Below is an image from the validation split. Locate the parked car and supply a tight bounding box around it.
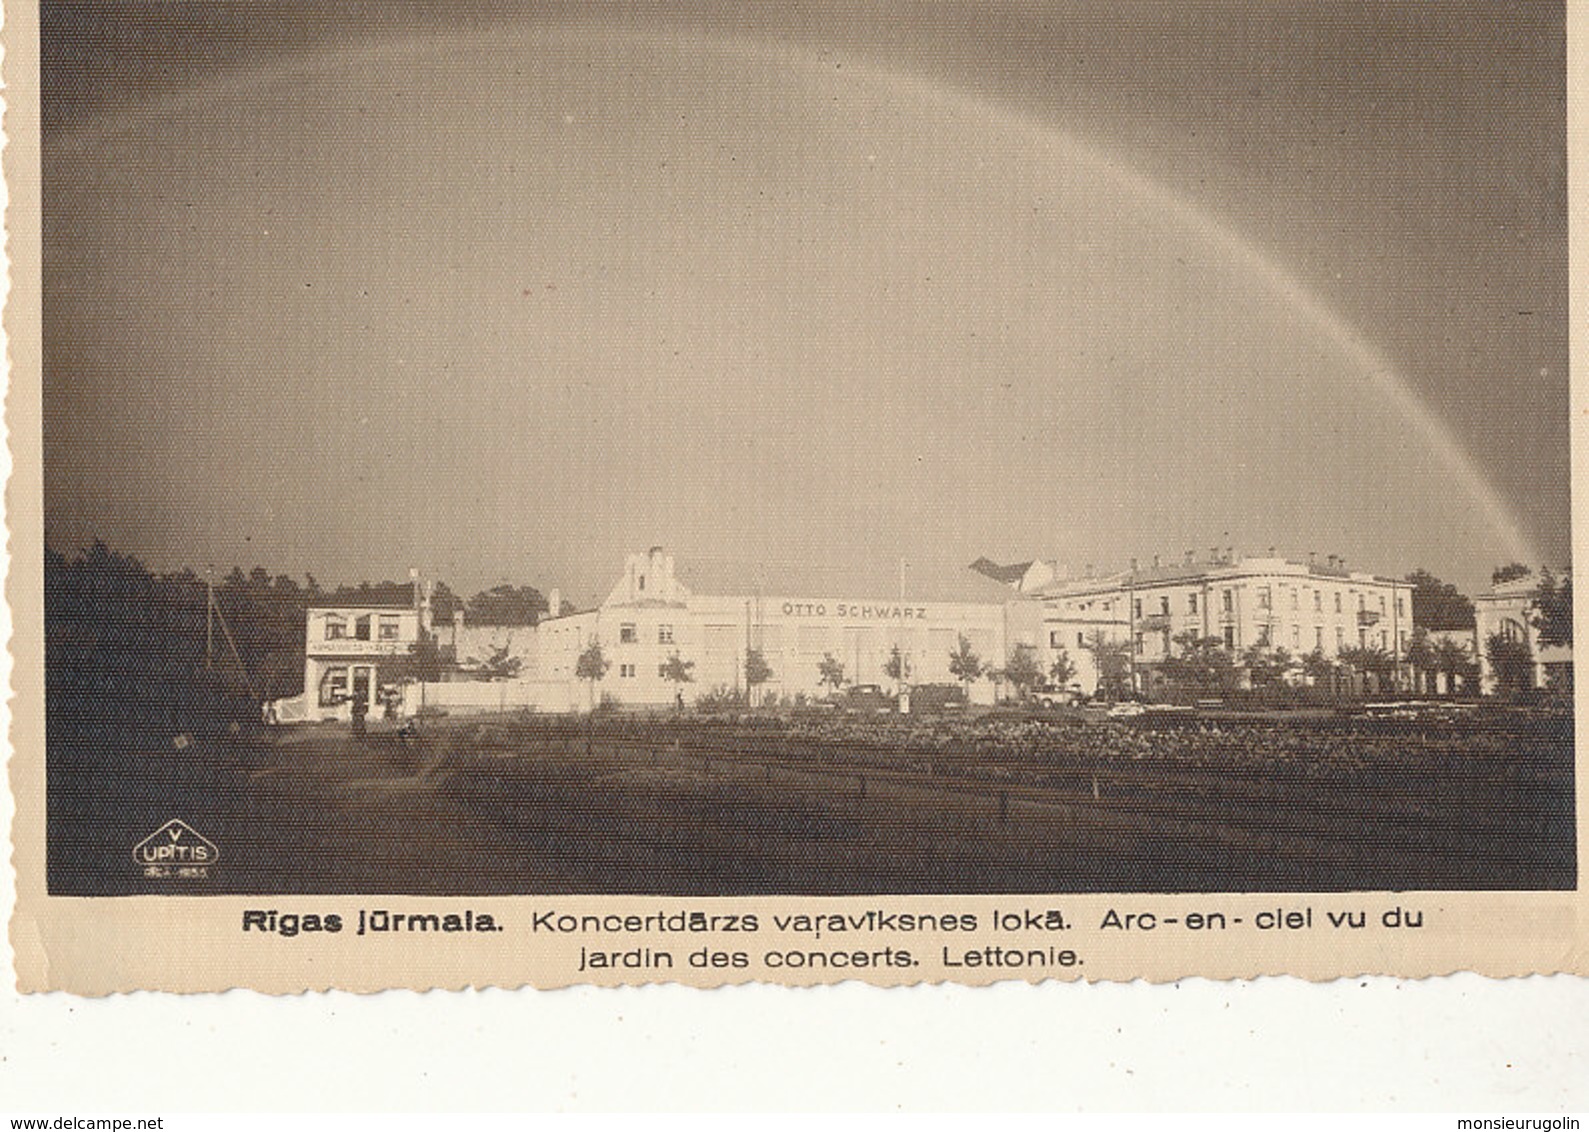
[1029,683,1081,708]
[909,683,968,714]
[843,684,894,714]
[1106,701,1147,718]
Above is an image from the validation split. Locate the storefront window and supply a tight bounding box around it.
[319,667,348,707]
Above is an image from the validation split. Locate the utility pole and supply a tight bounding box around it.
[205,566,215,670]
[202,566,257,700]
[410,567,426,717]
[1126,560,1137,698]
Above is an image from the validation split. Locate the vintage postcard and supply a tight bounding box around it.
[8,1,1584,993]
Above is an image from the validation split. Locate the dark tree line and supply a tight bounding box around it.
[45,541,555,731]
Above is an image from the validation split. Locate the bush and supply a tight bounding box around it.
[695,685,748,713]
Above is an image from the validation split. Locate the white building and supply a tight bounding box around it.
[994,551,1413,695]
[298,604,424,722]
[535,547,1035,708]
[1474,574,1573,694]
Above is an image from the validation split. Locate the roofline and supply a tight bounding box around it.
[1036,560,1411,598]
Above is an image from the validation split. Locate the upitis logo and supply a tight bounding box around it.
[132,819,219,879]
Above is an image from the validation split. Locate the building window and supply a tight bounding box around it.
[1223,626,1235,648]
[1256,624,1270,647]
[619,663,636,678]
[1077,632,1085,648]
[354,615,371,641]
[620,623,637,644]
[1050,630,1062,649]
[1379,595,1386,614]
[658,663,669,678]
[378,615,400,641]
[1335,626,1345,650]
[658,624,674,644]
[319,667,348,707]
[1396,597,1406,618]
[1258,586,1272,610]
[1313,590,1322,613]
[1334,593,1342,614]
[1188,593,1198,614]
[1291,625,1300,649]
[1133,599,1142,619]
[1315,626,1324,650]
[325,617,347,641]
[1358,593,1366,612]
[1291,588,1300,610]
[1222,589,1234,613]
[1159,596,1170,616]
[638,575,645,591]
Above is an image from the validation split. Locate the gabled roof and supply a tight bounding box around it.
[968,557,1035,586]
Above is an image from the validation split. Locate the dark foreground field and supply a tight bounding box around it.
[47,709,1575,895]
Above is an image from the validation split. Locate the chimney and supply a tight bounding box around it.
[1210,546,1220,564]
[1085,563,1094,579]
[1226,546,1235,564]
[1129,557,1138,573]
[1185,550,1195,567]
[1309,551,1317,567]
[548,588,561,619]
[1267,546,1276,557]
[1152,555,1161,569]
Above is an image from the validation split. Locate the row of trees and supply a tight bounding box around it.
[566,563,1572,706]
[570,633,1084,706]
[45,541,558,704]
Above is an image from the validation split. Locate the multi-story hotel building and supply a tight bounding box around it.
[1017,551,1413,694]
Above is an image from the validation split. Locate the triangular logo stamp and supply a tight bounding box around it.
[132,819,220,877]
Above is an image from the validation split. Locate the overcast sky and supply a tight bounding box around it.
[41,2,1568,602]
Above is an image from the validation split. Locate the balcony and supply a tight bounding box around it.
[1357,610,1381,627]
[1137,613,1172,632]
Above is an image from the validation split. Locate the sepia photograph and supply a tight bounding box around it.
[35,0,1572,908]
